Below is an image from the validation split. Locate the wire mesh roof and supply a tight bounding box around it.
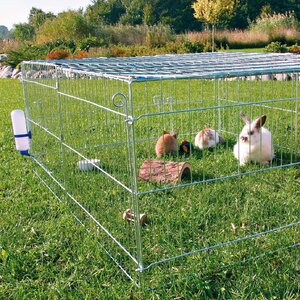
[26,52,300,82]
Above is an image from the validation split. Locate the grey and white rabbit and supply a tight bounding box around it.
[194,126,224,149]
[233,112,274,166]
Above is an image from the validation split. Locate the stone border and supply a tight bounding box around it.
[0,54,21,79]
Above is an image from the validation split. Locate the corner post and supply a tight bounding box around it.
[125,82,144,279]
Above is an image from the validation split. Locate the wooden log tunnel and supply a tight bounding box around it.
[138,159,192,184]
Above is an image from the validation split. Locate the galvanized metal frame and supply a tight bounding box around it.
[21,53,300,286]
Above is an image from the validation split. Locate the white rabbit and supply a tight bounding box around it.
[233,112,274,166]
[194,126,224,149]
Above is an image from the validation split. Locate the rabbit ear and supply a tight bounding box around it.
[163,130,169,134]
[240,112,250,124]
[172,128,179,138]
[253,115,267,129]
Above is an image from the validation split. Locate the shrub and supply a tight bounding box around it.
[88,40,205,58]
[44,39,77,53]
[96,25,145,46]
[6,45,47,67]
[183,41,204,53]
[185,30,270,50]
[145,24,173,48]
[250,11,299,33]
[163,42,188,54]
[184,31,210,44]
[264,41,288,53]
[247,9,300,46]
[0,39,20,53]
[218,28,299,48]
[269,28,300,46]
[94,24,174,47]
[45,49,70,60]
[78,37,106,51]
[288,44,300,54]
[73,50,89,59]
[217,30,269,49]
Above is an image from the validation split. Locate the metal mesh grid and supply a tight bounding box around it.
[21,53,300,286]
[24,52,300,81]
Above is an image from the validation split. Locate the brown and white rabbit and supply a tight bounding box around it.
[194,126,224,149]
[233,112,274,166]
[155,129,178,158]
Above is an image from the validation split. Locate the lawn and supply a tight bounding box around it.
[0,77,300,299]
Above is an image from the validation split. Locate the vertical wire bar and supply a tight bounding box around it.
[213,78,217,157]
[188,79,194,162]
[292,73,298,163]
[202,79,206,181]
[228,77,231,154]
[126,83,144,276]
[57,68,68,188]
[145,81,153,184]
[269,72,274,167]
[279,74,284,166]
[295,73,299,151]
[237,76,241,173]
[217,78,222,134]
[172,78,176,131]
[269,75,274,168]
[22,66,32,149]
[289,75,293,164]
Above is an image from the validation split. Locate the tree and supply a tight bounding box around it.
[118,0,145,25]
[28,7,55,30]
[11,23,35,43]
[157,0,201,33]
[36,10,91,43]
[228,0,249,29]
[143,3,156,25]
[228,0,300,29]
[0,25,10,39]
[11,8,56,43]
[85,0,125,25]
[192,0,238,51]
[85,0,201,33]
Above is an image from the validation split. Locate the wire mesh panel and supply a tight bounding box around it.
[21,53,300,286]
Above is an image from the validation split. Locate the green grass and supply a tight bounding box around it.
[1,78,300,299]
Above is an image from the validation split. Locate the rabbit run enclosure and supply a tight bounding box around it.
[21,53,300,286]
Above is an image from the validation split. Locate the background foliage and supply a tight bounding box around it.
[0,0,299,39]
[0,1,299,66]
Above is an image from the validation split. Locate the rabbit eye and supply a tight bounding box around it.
[248,130,254,135]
